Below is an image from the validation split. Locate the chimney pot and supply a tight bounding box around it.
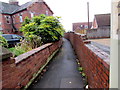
[9,0,19,5]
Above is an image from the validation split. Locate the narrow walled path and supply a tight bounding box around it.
[29,38,84,88]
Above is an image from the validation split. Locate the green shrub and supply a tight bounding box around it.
[22,17,31,26]
[9,47,26,57]
[0,35,8,47]
[82,73,86,77]
[9,34,42,57]
[11,14,65,57]
[22,35,42,49]
[78,67,83,72]
[0,32,3,34]
[20,14,65,44]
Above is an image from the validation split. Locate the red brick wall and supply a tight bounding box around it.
[28,2,53,16]
[2,40,62,88]
[11,10,30,35]
[0,14,3,32]
[65,32,110,88]
[1,14,13,34]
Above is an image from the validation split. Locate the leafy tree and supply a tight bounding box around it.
[21,14,65,44]
[22,17,31,26]
[0,35,8,47]
[32,14,46,25]
[0,32,3,34]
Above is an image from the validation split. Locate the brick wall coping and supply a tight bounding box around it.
[0,46,13,61]
[86,44,110,65]
[15,43,52,64]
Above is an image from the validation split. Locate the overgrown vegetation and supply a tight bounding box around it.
[0,32,3,34]
[78,67,83,72]
[9,47,26,57]
[8,14,65,57]
[20,14,65,44]
[0,35,8,47]
[77,59,88,88]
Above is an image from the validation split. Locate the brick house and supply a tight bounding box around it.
[87,13,111,39]
[73,22,92,34]
[0,0,53,35]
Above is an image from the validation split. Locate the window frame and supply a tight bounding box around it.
[5,16,11,24]
[19,13,23,23]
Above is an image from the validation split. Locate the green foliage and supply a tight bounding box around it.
[10,34,42,57]
[21,14,65,44]
[0,35,8,47]
[22,17,31,26]
[9,47,26,57]
[82,73,86,77]
[13,14,65,57]
[21,22,37,36]
[0,32,3,34]
[8,35,42,57]
[32,14,46,25]
[78,67,83,72]
[23,35,42,49]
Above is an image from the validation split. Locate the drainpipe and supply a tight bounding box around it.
[11,15,17,33]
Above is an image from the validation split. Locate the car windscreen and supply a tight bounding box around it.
[12,35,22,39]
[2,35,13,39]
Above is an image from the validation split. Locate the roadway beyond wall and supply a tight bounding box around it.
[1,40,62,89]
[64,32,110,88]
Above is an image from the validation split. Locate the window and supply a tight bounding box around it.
[30,12,34,18]
[46,10,48,16]
[80,25,83,27]
[6,16,10,24]
[85,25,88,29]
[19,14,23,22]
[0,22,2,30]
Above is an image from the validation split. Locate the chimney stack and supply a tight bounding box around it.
[9,0,19,6]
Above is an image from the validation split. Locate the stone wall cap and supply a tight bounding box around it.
[15,43,52,64]
[86,44,110,65]
[0,46,13,61]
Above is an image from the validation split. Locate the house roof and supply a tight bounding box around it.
[0,0,53,14]
[12,1,33,13]
[0,1,20,14]
[95,14,110,27]
[73,22,92,31]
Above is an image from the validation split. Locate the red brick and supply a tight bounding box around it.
[64,33,110,88]
[1,40,62,88]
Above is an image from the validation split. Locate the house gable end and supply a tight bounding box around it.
[92,17,98,29]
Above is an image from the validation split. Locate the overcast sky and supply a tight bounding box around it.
[0,0,111,31]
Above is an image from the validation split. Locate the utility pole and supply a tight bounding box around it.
[87,2,89,39]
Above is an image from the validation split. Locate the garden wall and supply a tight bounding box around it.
[65,32,110,88]
[87,26,110,39]
[1,40,62,88]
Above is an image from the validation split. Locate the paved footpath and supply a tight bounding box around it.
[29,38,84,88]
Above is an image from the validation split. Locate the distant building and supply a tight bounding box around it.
[0,0,53,35]
[73,22,92,34]
[87,13,111,39]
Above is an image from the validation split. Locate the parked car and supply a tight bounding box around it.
[1,34,24,47]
